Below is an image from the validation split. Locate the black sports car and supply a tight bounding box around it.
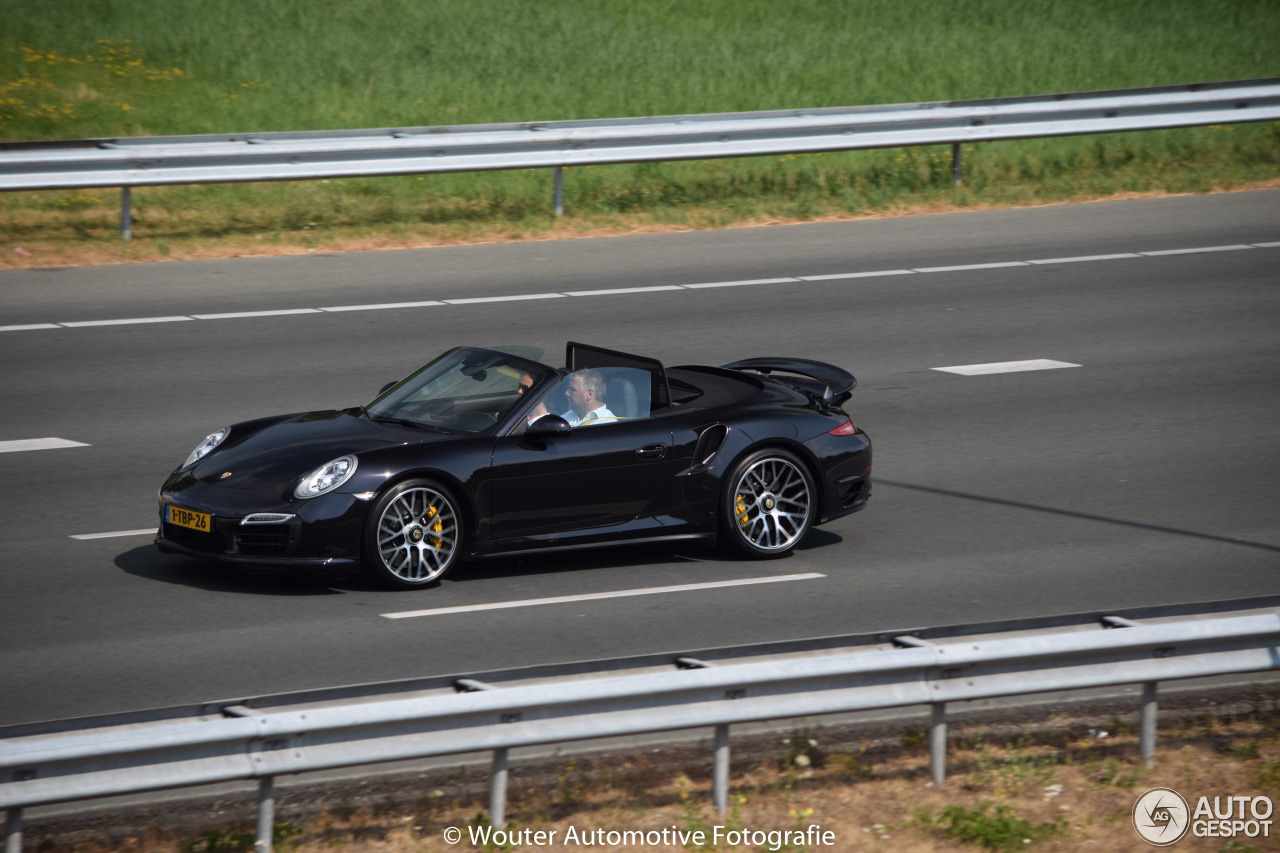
[156,342,872,589]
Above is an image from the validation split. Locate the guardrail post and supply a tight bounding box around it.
[121,187,132,240]
[255,777,274,853]
[490,748,509,827]
[951,144,962,186]
[930,703,948,785]
[713,724,730,816]
[1140,682,1158,766]
[553,166,564,217]
[5,808,21,853]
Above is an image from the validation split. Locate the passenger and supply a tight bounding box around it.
[561,369,616,426]
[526,369,617,427]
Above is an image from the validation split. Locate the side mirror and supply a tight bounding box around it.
[377,380,397,396]
[525,414,572,437]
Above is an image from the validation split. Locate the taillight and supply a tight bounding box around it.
[828,419,857,436]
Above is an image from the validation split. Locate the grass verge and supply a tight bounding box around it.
[26,703,1280,852]
[2,1,1278,269]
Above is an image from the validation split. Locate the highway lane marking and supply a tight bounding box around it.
[191,308,323,320]
[8,238,1275,332]
[58,316,193,327]
[913,261,1029,273]
[1140,244,1255,256]
[798,269,915,281]
[683,277,798,289]
[0,323,61,332]
[0,437,90,452]
[70,528,155,540]
[444,293,566,304]
[318,300,444,312]
[932,359,1082,376]
[564,285,685,296]
[1027,253,1142,264]
[381,573,826,620]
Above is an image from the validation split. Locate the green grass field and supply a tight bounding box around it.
[2,0,1278,263]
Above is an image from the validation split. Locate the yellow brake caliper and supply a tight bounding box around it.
[735,494,749,527]
[425,505,443,548]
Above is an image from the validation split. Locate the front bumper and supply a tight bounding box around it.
[155,483,367,575]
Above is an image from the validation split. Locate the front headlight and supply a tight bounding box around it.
[294,455,358,499]
[183,427,229,468]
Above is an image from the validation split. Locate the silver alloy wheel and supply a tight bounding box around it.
[731,456,812,552]
[375,486,459,583]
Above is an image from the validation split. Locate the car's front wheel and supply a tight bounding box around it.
[363,479,462,588]
[721,448,815,558]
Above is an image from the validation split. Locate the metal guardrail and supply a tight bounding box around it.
[3,608,1278,852]
[2,78,1278,237]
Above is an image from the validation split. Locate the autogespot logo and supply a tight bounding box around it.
[1133,787,1191,846]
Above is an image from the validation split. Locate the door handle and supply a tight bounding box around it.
[635,444,667,459]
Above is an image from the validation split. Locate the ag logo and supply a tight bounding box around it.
[1133,787,1191,846]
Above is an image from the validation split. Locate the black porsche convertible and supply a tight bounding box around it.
[156,342,872,589]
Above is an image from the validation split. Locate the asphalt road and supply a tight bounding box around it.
[2,191,1278,726]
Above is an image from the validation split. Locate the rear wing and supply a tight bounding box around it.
[721,357,856,408]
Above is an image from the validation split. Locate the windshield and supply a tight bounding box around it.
[366,347,553,434]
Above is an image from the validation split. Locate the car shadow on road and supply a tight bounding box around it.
[114,528,843,594]
[115,545,353,595]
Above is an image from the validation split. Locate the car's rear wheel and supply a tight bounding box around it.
[363,479,462,588]
[721,448,814,558]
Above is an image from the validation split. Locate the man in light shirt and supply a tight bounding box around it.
[527,369,617,427]
[561,369,616,426]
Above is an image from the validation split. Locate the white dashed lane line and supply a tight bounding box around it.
[0,437,90,453]
[70,529,155,540]
[381,573,826,620]
[318,300,444,312]
[191,308,322,320]
[1027,253,1142,264]
[913,261,1028,273]
[58,316,192,328]
[1139,245,1256,256]
[2,240,1275,332]
[932,359,1082,376]
[0,323,60,332]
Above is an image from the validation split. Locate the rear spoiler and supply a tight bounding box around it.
[721,357,856,407]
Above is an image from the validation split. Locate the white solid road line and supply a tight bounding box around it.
[7,238,1275,333]
[0,437,90,453]
[381,572,826,620]
[70,529,156,540]
[932,359,1082,376]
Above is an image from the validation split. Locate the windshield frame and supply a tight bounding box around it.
[366,346,558,437]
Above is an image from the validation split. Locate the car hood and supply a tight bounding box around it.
[186,409,453,492]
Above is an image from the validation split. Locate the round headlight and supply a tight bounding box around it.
[294,455,358,499]
[183,427,229,469]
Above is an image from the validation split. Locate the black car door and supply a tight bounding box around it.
[487,419,676,542]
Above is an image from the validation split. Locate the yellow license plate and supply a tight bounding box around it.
[167,505,212,532]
